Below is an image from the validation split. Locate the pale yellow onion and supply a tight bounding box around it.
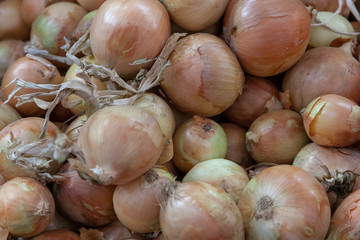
[182,158,249,203]
[223,0,311,77]
[162,0,229,31]
[303,94,360,147]
[90,0,171,79]
[238,165,331,239]
[161,33,244,117]
[0,100,21,131]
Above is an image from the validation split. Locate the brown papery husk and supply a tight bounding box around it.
[293,142,360,211]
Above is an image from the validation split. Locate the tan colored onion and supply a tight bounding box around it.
[0,39,25,80]
[0,100,21,131]
[303,94,360,147]
[161,33,244,117]
[90,0,171,79]
[69,10,97,43]
[223,0,311,77]
[20,0,47,27]
[162,0,229,31]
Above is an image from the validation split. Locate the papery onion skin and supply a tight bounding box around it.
[161,0,229,31]
[75,105,163,185]
[293,142,360,210]
[64,114,88,143]
[246,110,310,164]
[90,0,171,79]
[160,182,245,240]
[0,117,61,181]
[0,177,55,238]
[0,39,25,80]
[1,56,64,117]
[161,33,244,117]
[282,44,360,112]
[223,0,311,77]
[303,94,360,147]
[182,158,249,203]
[31,230,81,240]
[172,116,227,173]
[238,165,331,240]
[0,100,21,131]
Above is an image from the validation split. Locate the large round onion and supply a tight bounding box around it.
[161,33,244,117]
[223,0,311,77]
[73,105,163,185]
[160,182,245,240]
[90,0,171,79]
[238,165,331,239]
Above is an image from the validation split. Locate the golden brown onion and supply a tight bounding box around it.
[69,10,97,43]
[161,33,244,117]
[20,0,47,27]
[90,0,171,79]
[0,39,25,80]
[0,100,21,131]
[223,0,311,77]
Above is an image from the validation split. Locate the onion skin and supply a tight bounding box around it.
[0,100,21,131]
[161,33,244,117]
[172,116,227,173]
[0,39,25,80]
[303,94,360,147]
[246,110,310,164]
[293,142,360,210]
[223,0,311,77]
[301,0,356,17]
[31,230,80,240]
[282,44,360,112]
[160,182,245,240]
[75,105,163,185]
[70,10,97,43]
[90,0,171,79]
[64,114,88,143]
[0,177,55,238]
[20,0,47,27]
[76,0,106,11]
[238,165,331,239]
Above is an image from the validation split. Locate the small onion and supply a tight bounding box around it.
[303,94,360,147]
[31,230,80,240]
[99,220,136,240]
[223,0,311,77]
[69,10,97,43]
[0,100,21,131]
[0,177,55,238]
[0,39,25,80]
[246,110,310,164]
[73,105,163,185]
[113,168,176,233]
[172,116,227,173]
[53,163,117,227]
[76,0,106,11]
[223,74,283,127]
[1,56,64,117]
[90,0,171,79]
[160,182,245,240]
[161,0,229,31]
[161,33,244,117]
[182,158,249,203]
[238,165,331,239]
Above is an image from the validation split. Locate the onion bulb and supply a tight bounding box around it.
[76,0,106,11]
[303,94,360,147]
[64,114,88,143]
[90,0,171,79]
[0,39,25,80]
[238,165,331,239]
[30,230,80,240]
[161,33,244,117]
[160,182,245,240]
[69,10,97,43]
[72,105,163,185]
[0,177,55,238]
[0,100,21,131]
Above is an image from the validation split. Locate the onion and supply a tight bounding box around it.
[0,117,62,181]
[293,142,360,210]
[282,41,360,112]
[0,0,30,41]
[161,0,229,31]
[90,0,171,79]
[76,0,106,11]
[220,123,254,168]
[31,230,80,240]
[71,105,163,185]
[159,160,184,181]
[238,165,331,239]
[30,2,88,56]
[133,93,176,164]
[182,158,249,203]
[45,210,81,232]
[326,188,360,239]
[64,114,88,143]
[303,94,360,147]
[0,39,25,80]
[20,0,47,27]
[309,11,355,48]
[223,74,283,127]
[160,33,244,117]
[53,163,117,227]
[1,56,64,117]
[99,220,135,240]
[302,0,356,17]
[0,177,55,238]
[160,182,245,240]
[223,0,311,77]
[0,100,21,131]
[70,10,97,43]
[172,116,227,173]
[246,109,310,164]
[113,168,175,233]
